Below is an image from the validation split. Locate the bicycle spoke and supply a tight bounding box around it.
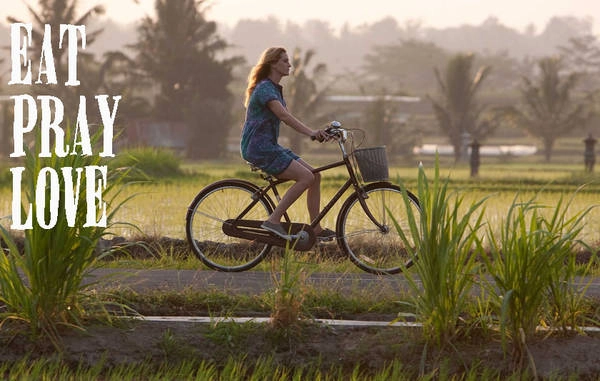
[186,181,272,272]
[193,209,226,223]
[378,191,386,225]
[338,183,420,275]
[340,228,383,239]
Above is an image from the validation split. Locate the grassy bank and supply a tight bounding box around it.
[1,157,599,379]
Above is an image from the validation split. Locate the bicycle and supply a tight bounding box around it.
[185,121,421,275]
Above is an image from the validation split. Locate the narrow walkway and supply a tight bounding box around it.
[88,268,600,298]
[131,315,600,332]
[97,269,600,330]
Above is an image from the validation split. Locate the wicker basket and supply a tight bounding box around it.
[354,146,389,182]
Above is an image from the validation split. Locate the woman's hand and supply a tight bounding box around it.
[311,129,330,142]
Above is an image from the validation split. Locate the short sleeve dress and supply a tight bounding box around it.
[240,79,299,175]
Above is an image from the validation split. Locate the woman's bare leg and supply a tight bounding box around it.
[296,159,324,232]
[265,159,315,224]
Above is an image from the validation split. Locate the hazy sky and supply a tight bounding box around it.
[3,0,599,34]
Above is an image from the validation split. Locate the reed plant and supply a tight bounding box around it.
[392,160,488,347]
[480,191,595,366]
[269,244,311,329]
[544,196,597,332]
[0,131,132,345]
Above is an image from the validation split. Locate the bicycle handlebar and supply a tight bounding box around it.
[311,121,347,142]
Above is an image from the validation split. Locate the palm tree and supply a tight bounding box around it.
[285,48,331,154]
[429,53,492,162]
[8,0,152,134]
[560,34,600,69]
[7,0,106,114]
[514,57,592,161]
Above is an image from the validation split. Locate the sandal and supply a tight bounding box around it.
[261,221,292,240]
[316,228,336,241]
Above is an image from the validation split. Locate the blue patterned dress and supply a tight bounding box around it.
[240,79,299,175]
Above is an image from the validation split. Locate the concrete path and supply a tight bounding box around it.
[88,268,600,298]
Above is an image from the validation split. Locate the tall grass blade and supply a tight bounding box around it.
[480,189,595,365]
[392,157,487,347]
[0,127,134,345]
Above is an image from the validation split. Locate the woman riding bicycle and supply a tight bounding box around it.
[240,47,335,240]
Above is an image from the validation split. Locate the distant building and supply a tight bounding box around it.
[322,94,424,124]
[413,143,537,157]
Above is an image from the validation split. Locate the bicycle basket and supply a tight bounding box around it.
[354,146,389,182]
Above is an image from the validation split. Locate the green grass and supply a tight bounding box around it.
[0,287,595,378]
[0,355,544,380]
[104,146,185,180]
[481,191,596,365]
[34,162,600,240]
[1,138,599,378]
[0,130,133,346]
[104,282,405,319]
[392,159,488,347]
[3,159,598,277]
[1,160,599,259]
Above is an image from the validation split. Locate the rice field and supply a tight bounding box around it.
[1,160,599,247]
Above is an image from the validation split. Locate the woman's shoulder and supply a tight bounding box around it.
[255,78,277,90]
[253,79,282,100]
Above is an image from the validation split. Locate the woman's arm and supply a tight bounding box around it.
[267,100,327,140]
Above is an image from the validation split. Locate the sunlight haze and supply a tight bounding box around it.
[2,0,599,34]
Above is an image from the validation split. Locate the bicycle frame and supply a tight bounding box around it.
[187,122,418,273]
[235,130,387,233]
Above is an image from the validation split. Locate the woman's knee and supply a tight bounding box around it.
[312,171,321,185]
[298,160,319,185]
[281,160,314,185]
[298,171,315,187]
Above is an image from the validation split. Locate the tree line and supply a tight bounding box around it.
[429,52,597,163]
[1,0,599,161]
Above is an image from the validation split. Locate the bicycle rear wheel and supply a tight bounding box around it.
[186,179,273,272]
[336,182,420,275]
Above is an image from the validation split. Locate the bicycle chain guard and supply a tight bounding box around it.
[222,220,316,251]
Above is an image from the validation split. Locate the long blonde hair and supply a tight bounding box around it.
[244,47,287,107]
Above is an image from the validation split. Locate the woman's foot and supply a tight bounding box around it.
[315,227,336,241]
[261,221,291,240]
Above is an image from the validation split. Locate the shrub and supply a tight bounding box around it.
[107,147,183,180]
[0,130,132,346]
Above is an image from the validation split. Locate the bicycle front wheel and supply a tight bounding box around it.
[186,179,274,272]
[337,182,421,275]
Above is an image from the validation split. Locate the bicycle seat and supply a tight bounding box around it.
[247,163,261,172]
[247,162,275,180]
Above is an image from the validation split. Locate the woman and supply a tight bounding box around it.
[240,47,335,240]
